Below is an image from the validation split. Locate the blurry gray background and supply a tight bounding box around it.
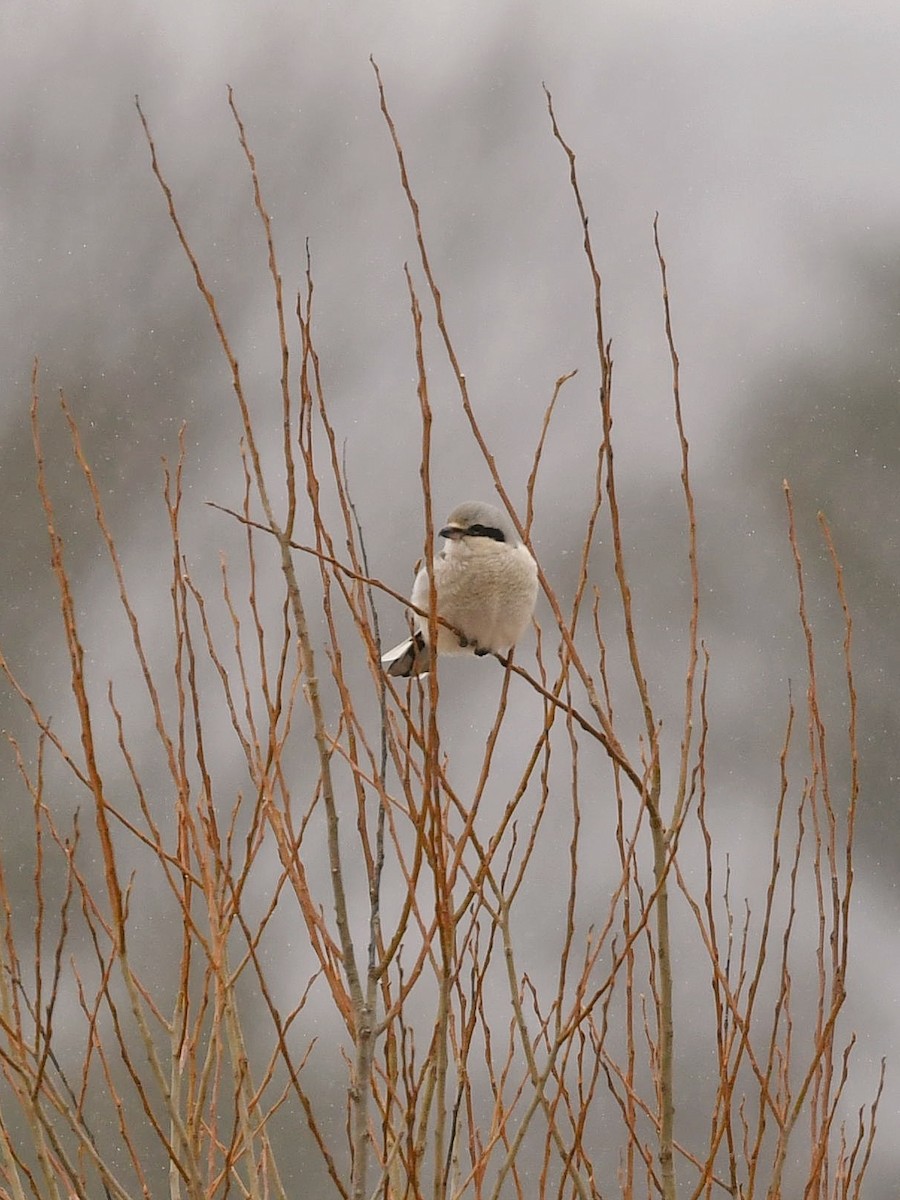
[2,0,898,1191]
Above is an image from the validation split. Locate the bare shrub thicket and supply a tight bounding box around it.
[0,66,881,1200]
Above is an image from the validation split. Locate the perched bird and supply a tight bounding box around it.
[381,500,538,678]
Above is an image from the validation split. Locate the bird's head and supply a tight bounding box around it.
[439,501,518,546]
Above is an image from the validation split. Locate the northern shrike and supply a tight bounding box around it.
[381,500,538,677]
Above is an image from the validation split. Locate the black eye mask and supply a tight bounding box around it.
[466,524,506,543]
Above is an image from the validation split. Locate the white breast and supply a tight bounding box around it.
[411,539,538,657]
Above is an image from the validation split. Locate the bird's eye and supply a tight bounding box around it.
[467,523,506,543]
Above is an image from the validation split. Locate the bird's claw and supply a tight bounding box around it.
[458,634,489,656]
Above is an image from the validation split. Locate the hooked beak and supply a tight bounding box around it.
[440,523,464,541]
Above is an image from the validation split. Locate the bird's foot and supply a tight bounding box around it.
[456,634,490,657]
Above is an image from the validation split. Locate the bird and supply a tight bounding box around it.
[381,500,538,678]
